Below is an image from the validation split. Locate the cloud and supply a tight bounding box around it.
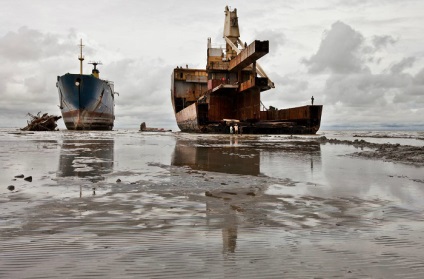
[296,18,423,128]
[325,73,410,107]
[0,26,74,62]
[261,72,311,109]
[393,68,424,104]
[0,28,79,106]
[389,56,416,74]
[105,57,178,129]
[299,21,398,74]
[302,21,367,74]
[272,73,309,95]
[415,68,424,85]
[372,35,397,50]
[253,29,286,53]
[323,69,424,118]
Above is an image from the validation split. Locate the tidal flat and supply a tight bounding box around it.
[0,129,423,278]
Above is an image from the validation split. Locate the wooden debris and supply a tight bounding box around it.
[21,112,62,131]
[139,122,171,132]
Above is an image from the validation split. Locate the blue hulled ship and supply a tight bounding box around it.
[56,40,116,130]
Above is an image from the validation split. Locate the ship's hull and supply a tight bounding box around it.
[174,101,323,134]
[57,74,115,130]
[171,68,323,135]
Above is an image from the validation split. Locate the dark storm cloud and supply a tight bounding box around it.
[302,21,367,74]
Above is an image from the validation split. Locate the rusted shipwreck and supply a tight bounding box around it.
[171,6,323,134]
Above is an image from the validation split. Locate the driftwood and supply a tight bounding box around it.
[21,112,62,131]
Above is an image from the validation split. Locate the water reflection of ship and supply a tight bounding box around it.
[57,139,114,182]
[171,139,322,177]
[172,138,322,256]
[171,139,260,175]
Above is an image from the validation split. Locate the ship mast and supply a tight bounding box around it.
[78,39,84,75]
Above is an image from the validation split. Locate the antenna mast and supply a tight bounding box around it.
[78,39,85,75]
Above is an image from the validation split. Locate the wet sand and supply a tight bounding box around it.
[1,129,423,278]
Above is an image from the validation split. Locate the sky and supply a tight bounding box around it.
[0,0,423,131]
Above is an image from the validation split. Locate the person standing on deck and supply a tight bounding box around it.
[230,125,233,134]
[234,124,239,134]
[311,96,314,105]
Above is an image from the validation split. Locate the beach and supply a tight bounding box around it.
[1,129,423,278]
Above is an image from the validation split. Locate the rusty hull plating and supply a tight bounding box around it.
[171,6,323,134]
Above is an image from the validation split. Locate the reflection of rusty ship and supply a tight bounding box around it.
[172,139,260,175]
[171,6,323,134]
